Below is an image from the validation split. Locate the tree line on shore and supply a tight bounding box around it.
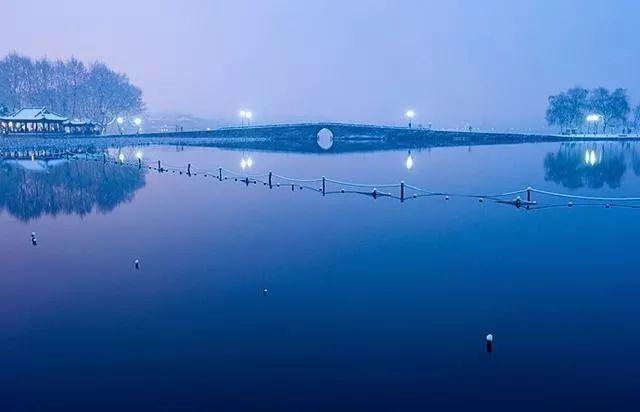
[0,53,144,130]
[546,87,640,135]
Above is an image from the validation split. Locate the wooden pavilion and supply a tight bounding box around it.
[0,107,68,135]
[0,107,101,136]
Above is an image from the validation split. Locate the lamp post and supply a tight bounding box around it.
[586,113,601,136]
[116,116,124,135]
[133,117,142,134]
[405,110,415,128]
[239,110,246,127]
[239,110,253,127]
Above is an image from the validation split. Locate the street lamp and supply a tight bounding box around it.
[239,110,253,127]
[116,116,124,135]
[133,117,142,134]
[586,113,601,135]
[406,110,415,128]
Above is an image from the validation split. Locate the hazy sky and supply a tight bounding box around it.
[1,0,639,129]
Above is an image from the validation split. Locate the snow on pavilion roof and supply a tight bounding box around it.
[1,107,68,122]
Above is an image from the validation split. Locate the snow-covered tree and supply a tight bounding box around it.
[546,87,588,133]
[0,53,144,126]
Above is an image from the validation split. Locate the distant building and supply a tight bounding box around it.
[0,107,100,136]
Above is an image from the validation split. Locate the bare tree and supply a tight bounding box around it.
[0,53,144,127]
[587,88,630,133]
[546,87,588,134]
[80,62,144,130]
[632,105,640,134]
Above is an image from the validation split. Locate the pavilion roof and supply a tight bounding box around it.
[1,107,68,122]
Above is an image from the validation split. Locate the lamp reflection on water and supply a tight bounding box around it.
[240,153,253,170]
[405,151,414,170]
[585,149,598,167]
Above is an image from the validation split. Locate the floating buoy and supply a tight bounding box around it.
[262,288,268,295]
[341,188,345,193]
[568,201,573,208]
[445,196,449,200]
[31,232,37,246]
[605,204,610,208]
[486,334,493,353]
[479,198,484,203]
[134,259,140,270]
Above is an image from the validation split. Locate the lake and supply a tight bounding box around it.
[1,140,640,410]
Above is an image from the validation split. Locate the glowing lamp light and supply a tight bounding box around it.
[585,149,598,166]
[133,117,142,126]
[118,153,125,162]
[239,110,246,118]
[116,117,125,125]
[246,156,253,168]
[245,111,253,120]
[586,114,601,122]
[135,150,143,160]
[405,151,414,170]
[240,158,247,170]
[406,110,415,119]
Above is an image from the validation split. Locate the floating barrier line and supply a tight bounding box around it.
[65,155,640,207]
[325,178,397,188]
[530,188,640,202]
[272,174,323,183]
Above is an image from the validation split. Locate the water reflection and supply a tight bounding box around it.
[631,147,640,177]
[0,157,146,221]
[405,150,414,170]
[544,143,626,189]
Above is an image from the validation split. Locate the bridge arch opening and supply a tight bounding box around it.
[317,128,334,150]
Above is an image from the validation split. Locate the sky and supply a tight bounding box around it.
[1,0,639,130]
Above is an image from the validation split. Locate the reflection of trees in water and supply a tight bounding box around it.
[0,160,145,221]
[631,147,640,177]
[544,143,627,189]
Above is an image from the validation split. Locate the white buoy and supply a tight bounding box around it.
[568,201,573,208]
[486,334,494,353]
[31,232,37,246]
[262,288,268,295]
[134,259,140,269]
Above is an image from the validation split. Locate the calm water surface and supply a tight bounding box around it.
[1,141,640,410]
